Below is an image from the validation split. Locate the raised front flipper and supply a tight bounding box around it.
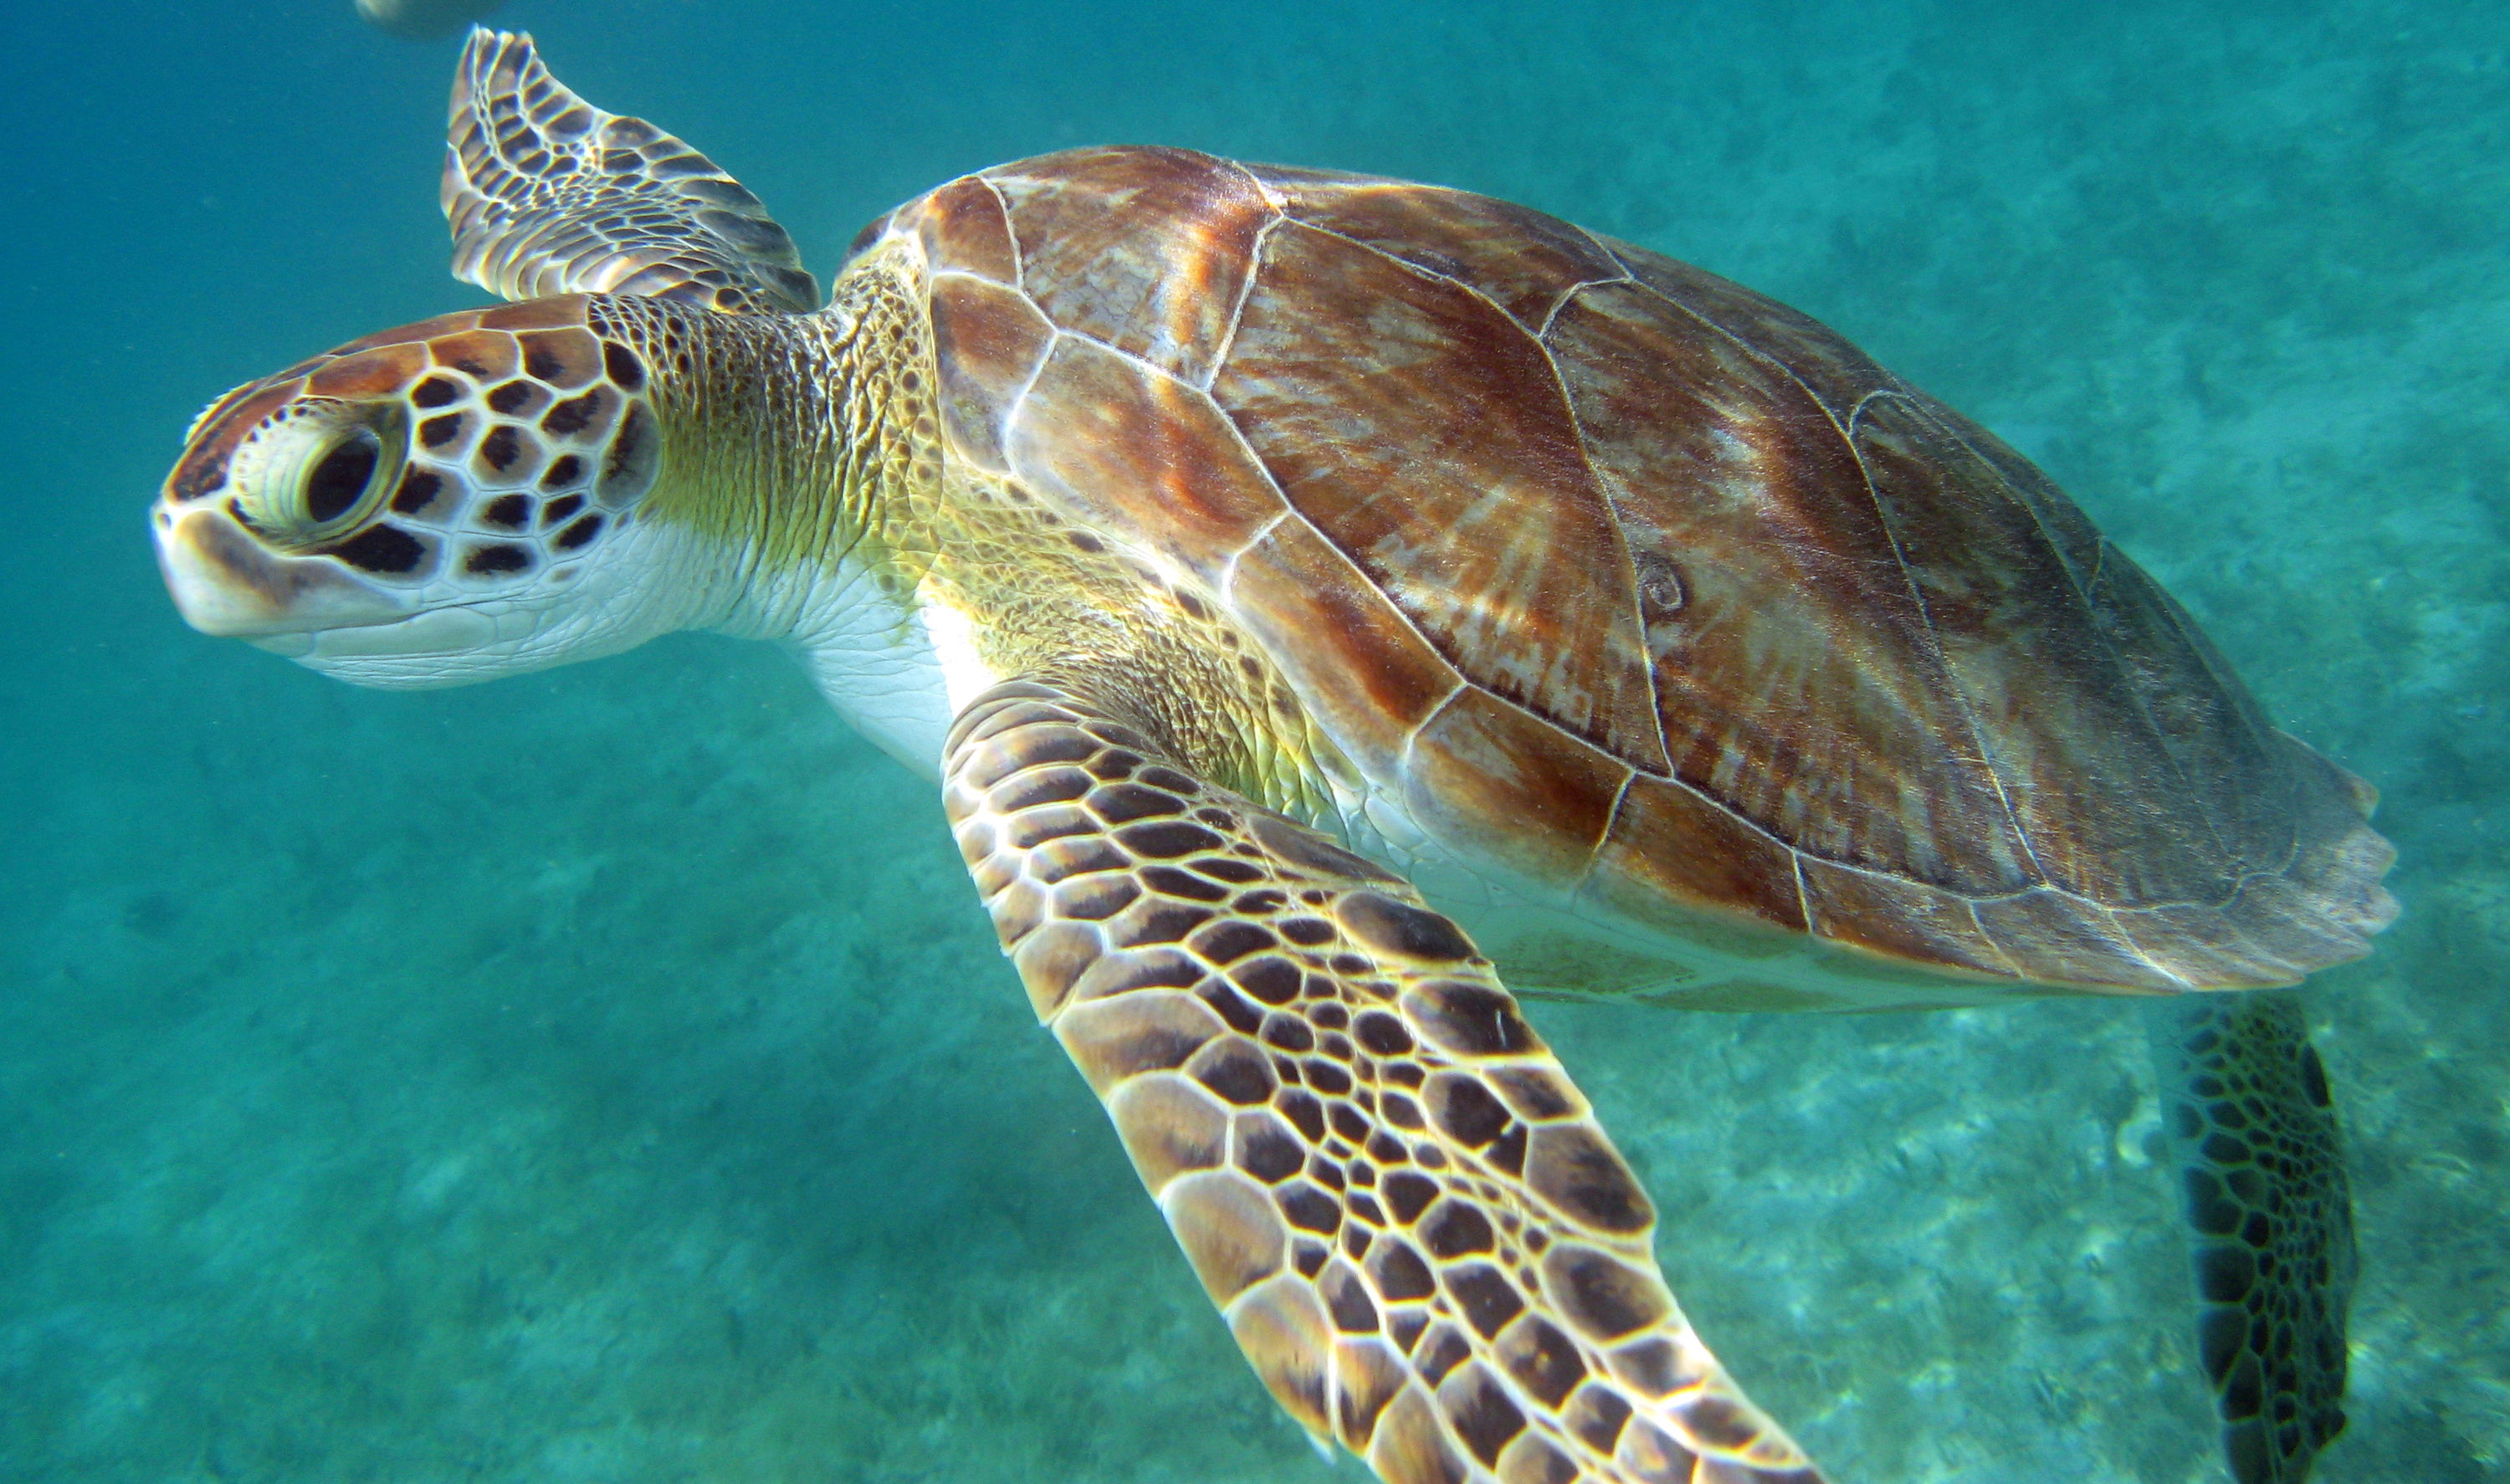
[443,29,818,313]
[2147,991,2356,1483]
[945,679,1825,1484]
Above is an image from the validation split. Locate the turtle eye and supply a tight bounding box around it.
[228,398,407,548]
[303,432,382,525]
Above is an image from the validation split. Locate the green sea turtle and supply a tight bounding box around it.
[151,30,2395,1484]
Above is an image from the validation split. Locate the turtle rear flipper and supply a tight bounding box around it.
[945,678,1826,1484]
[2148,991,2356,1484]
[444,28,818,314]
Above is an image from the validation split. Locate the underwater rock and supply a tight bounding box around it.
[356,0,506,42]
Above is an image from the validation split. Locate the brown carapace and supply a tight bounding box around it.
[858,145,2396,1004]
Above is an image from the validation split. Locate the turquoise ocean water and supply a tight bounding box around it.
[3,1,2504,1479]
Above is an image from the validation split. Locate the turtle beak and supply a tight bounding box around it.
[153,503,409,637]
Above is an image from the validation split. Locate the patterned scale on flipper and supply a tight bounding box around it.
[946,678,1824,1484]
[2148,991,2357,1484]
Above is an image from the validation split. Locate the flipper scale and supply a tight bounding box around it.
[2148,990,2356,1483]
[944,679,1826,1484]
[443,28,818,314]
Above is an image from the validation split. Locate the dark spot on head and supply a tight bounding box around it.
[525,343,570,381]
[1068,530,1104,554]
[320,522,425,574]
[554,514,605,550]
[419,413,465,449]
[477,425,524,473]
[542,454,585,491]
[303,434,379,523]
[542,390,606,437]
[391,467,443,515]
[483,494,532,530]
[464,544,531,576]
[602,340,645,390]
[411,376,462,409]
[487,380,537,415]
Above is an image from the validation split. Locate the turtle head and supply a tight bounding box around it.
[153,296,686,688]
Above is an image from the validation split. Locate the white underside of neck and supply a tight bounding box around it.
[778,560,982,781]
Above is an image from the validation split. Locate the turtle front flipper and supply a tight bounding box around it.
[2147,991,2357,1483]
[443,29,818,313]
[945,679,1825,1484]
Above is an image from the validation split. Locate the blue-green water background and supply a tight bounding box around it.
[3,2,2504,1479]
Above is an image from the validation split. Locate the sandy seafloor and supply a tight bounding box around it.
[3,0,2505,1480]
